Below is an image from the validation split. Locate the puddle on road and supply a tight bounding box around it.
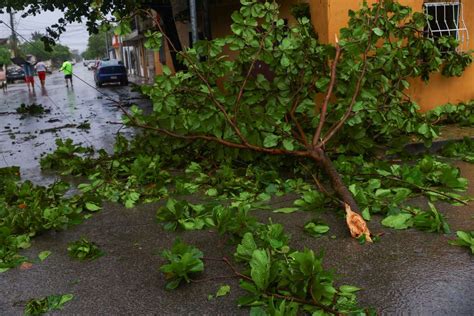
[0,66,150,184]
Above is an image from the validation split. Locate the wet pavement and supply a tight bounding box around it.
[0,166,472,315]
[0,65,146,183]
[0,68,473,314]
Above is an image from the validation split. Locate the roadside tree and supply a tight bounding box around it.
[0,45,10,65]
[124,1,471,236]
[81,31,107,60]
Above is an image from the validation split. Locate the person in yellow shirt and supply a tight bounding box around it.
[60,60,73,88]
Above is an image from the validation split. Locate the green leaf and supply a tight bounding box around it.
[236,233,257,261]
[304,221,330,237]
[372,27,384,36]
[38,251,51,262]
[24,294,73,315]
[362,207,371,221]
[449,231,474,254]
[85,202,101,212]
[282,139,294,151]
[206,188,218,197]
[216,285,231,297]
[263,134,280,148]
[381,213,413,230]
[250,249,271,291]
[273,207,299,214]
[339,285,361,293]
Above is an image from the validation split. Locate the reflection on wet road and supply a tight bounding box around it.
[0,65,149,183]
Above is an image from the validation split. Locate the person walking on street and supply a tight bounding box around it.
[60,60,73,88]
[23,61,35,92]
[0,64,6,92]
[35,60,47,87]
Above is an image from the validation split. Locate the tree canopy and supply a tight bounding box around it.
[20,40,71,66]
[81,31,107,60]
[0,45,10,65]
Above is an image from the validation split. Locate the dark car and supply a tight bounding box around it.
[6,66,25,83]
[94,60,128,87]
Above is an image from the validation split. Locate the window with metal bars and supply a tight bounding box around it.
[423,1,469,51]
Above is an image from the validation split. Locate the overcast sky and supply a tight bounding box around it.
[0,10,89,52]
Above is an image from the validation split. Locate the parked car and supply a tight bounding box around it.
[6,66,25,83]
[94,59,128,87]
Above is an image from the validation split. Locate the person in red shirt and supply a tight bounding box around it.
[35,61,47,87]
[0,64,6,92]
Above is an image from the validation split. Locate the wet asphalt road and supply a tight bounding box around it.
[0,65,145,183]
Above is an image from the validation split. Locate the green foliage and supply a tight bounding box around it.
[0,178,84,236]
[40,138,95,175]
[215,284,231,297]
[426,101,474,126]
[82,31,108,60]
[304,219,330,237]
[38,250,51,262]
[67,237,104,261]
[41,138,170,206]
[413,203,450,233]
[290,3,310,20]
[341,155,468,218]
[156,198,215,231]
[144,31,163,51]
[160,226,367,314]
[160,239,204,290]
[16,103,49,116]
[0,45,11,66]
[449,231,474,254]
[137,0,471,160]
[381,203,450,234]
[236,233,368,314]
[20,40,71,66]
[24,294,73,315]
[440,138,474,163]
[7,1,473,314]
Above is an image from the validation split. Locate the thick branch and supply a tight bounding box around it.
[112,101,309,158]
[312,43,342,147]
[310,148,360,212]
[319,6,382,147]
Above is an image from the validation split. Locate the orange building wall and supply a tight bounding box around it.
[309,0,474,111]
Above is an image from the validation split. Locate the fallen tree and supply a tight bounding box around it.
[120,1,471,239]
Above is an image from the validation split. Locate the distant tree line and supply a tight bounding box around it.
[20,32,72,67]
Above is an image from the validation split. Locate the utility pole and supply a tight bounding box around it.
[104,31,109,59]
[9,12,18,57]
[202,0,211,40]
[189,0,198,46]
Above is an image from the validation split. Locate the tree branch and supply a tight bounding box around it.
[111,100,309,158]
[312,43,342,147]
[152,17,251,146]
[319,6,382,147]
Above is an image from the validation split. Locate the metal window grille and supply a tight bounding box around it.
[423,1,469,51]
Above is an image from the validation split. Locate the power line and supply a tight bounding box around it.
[1,150,9,167]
